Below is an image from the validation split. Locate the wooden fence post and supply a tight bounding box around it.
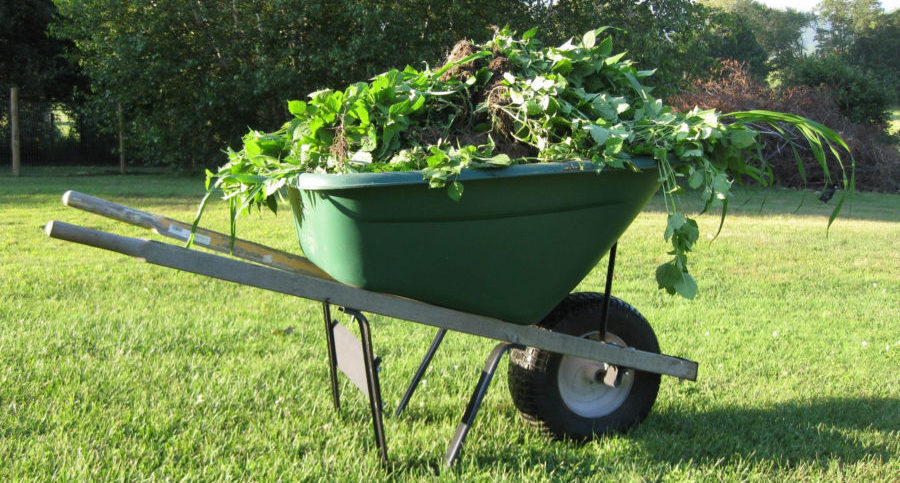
[11,86,21,177]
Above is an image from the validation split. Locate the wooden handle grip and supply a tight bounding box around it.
[60,191,333,280]
[62,190,158,229]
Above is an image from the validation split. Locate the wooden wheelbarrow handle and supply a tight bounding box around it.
[61,190,332,280]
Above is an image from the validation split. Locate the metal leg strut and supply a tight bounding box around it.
[599,242,617,338]
[444,342,522,467]
[322,302,341,410]
[343,308,388,466]
[395,328,447,417]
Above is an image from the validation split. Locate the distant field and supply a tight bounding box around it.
[1,167,897,480]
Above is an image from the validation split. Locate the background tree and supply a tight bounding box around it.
[696,8,770,79]
[1,0,81,99]
[815,0,884,54]
[783,55,890,125]
[48,0,895,171]
[51,0,537,168]
[533,0,710,96]
[705,0,813,72]
[1,0,82,175]
[844,8,899,103]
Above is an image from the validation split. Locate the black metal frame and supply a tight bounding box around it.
[387,242,620,465]
[599,242,618,338]
[322,302,388,466]
[320,309,524,466]
[395,328,447,417]
[444,341,522,466]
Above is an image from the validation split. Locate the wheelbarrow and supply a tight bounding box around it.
[45,159,698,466]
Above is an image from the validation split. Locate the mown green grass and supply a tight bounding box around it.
[2,166,898,481]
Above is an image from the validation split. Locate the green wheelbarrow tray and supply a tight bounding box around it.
[288,159,661,325]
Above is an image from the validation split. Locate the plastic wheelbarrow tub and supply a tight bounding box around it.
[287,159,660,325]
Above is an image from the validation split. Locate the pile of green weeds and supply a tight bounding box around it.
[197,27,852,298]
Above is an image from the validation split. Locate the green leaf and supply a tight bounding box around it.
[676,271,698,299]
[597,36,613,57]
[729,129,756,149]
[712,197,728,241]
[410,94,426,111]
[188,190,214,248]
[288,100,307,117]
[688,168,704,189]
[680,218,700,246]
[588,125,609,145]
[447,181,464,201]
[489,153,512,166]
[352,103,370,125]
[712,173,732,197]
[389,99,411,116]
[604,52,626,65]
[655,262,681,295]
[244,139,262,156]
[664,212,686,241]
[265,194,278,214]
[582,29,596,49]
[655,258,697,299]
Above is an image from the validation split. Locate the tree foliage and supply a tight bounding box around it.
[697,8,770,78]
[0,0,81,100]
[815,0,884,54]
[705,0,813,72]
[51,0,539,166]
[531,0,712,95]
[48,0,894,169]
[783,55,891,125]
[845,8,899,103]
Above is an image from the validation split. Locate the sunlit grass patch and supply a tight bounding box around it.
[1,170,898,480]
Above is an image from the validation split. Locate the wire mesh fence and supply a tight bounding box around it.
[1,96,118,168]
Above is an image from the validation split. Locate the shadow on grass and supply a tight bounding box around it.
[429,396,898,476]
[641,396,898,463]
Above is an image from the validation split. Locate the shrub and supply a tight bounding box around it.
[670,60,899,192]
[782,55,891,126]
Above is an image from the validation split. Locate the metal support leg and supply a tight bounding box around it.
[444,342,522,467]
[322,302,340,410]
[395,328,447,417]
[599,242,617,338]
[343,308,388,466]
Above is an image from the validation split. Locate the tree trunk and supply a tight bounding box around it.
[11,86,21,177]
[118,102,126,175]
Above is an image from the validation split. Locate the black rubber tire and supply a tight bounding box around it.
[508,292,661,441]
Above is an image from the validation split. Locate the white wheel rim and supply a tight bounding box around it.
[557,331,634,418]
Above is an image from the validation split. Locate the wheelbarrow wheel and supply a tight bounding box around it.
[508,292,660,441]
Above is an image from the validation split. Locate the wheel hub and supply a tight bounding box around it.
[557,331,634,418]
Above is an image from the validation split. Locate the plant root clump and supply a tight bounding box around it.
[488,56,510,79]
[438,41,529,157]
[329,118,349,168]
[440,40,478,81]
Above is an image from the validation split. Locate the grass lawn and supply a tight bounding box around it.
[1,166,898,480]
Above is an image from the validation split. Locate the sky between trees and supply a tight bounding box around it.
[757,0,898,11]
